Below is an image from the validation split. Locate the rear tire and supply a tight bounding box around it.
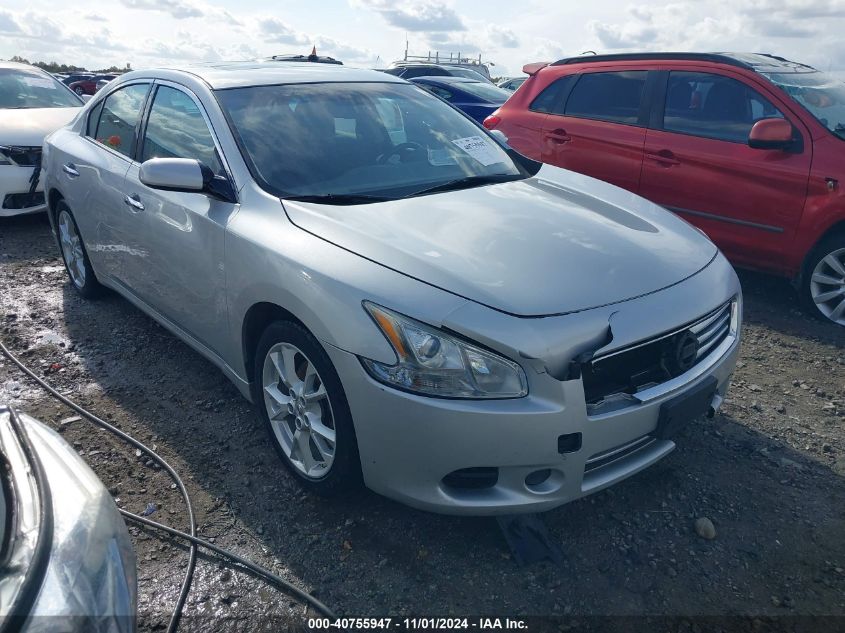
[56,202,103,299]
[802,233,845,326]
[251,320,362,496]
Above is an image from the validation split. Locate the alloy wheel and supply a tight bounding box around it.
[58,210,86,289]
[810,247,845,325]
[262,342,336,478]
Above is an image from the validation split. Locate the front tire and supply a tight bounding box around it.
[803,233,845,326]
[56,202,103,299]
[251,321,361,496]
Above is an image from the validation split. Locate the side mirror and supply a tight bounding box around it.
[748,118,794,150]
[140,157,207,192]
[80,94,92,103]
[488,129,509,146]
[139,157,237,203]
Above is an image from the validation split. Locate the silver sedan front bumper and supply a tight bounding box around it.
[327,328,738,515]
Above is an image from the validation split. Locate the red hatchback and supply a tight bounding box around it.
[486,53,845,326]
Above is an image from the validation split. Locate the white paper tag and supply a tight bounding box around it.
[450,135,503,166]
[22,77,56,89]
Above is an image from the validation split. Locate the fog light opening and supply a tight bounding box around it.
[525,469,551,486]
[523,469,565,494]
[442,467,498,490]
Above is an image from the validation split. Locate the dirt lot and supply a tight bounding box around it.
[1,213,844,631]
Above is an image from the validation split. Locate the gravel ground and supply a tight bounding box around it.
[1,213,845,631]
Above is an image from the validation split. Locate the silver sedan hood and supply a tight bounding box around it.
[283,165,718,317]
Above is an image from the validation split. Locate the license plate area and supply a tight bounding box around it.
[654,376,717,440]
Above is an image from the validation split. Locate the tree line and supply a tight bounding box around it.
[7,55,130,74]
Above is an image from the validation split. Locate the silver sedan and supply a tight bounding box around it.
[42,62,741,515]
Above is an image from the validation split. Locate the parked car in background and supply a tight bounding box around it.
[95,78,113,93]
[68,74,118,96]
[383,63,492,83]
[486,52,845,326]
[0,406,137,632]
[497,76,526,91]
[392,53,493,79]
[43,61,740,515]
[60,72,95,86]
[411,76,512,123]
[0,62,81,217]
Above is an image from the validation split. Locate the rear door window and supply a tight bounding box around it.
[564,71,648,125]
[662,71,785,143]
[92,83,150,158]
[530,75,577,113]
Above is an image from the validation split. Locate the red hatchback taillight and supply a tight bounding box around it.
[483,115,501,130]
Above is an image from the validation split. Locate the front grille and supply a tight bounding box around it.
[2,192,45,209]
[582,301,733,411]
[0,146,41,167]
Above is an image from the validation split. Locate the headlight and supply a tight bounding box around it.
[361,302,528,399]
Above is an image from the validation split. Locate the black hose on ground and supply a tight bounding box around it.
[0,337,336,623]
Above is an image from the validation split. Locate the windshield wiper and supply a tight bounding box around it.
[406,173,522,198]
[283,193,396,205]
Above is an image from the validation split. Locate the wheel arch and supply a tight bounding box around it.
[46,188,64,232]
[799,219,845,283]
[241,302,310,384]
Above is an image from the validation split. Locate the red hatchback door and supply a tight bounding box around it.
[638,67,812,274]
[534,69,651,192]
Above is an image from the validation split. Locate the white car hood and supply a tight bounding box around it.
[0,107,79,146]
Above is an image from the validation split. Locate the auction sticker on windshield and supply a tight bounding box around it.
[451,136,502,166]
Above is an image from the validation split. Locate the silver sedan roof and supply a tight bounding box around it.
[117,61,407,90]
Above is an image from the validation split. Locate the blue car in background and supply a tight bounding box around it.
[410,76,512,124]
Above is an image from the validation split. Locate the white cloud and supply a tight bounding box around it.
[353,0,465,32]
[0,10,23,33]
[588,20,658,49]
[486,25,519,49]
[119,0,204,19]
[258,17,309,46]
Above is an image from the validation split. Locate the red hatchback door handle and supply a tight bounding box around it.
[645,150,680,166]
[545,128,571,144]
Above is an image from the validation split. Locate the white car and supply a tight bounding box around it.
[0,62,82,217]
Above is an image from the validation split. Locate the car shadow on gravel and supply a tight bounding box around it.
[52,277,845,619]
[0,214,54,263]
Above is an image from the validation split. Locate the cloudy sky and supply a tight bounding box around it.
[1,0,844,76]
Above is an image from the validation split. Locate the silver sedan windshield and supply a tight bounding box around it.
[215,82,521,200]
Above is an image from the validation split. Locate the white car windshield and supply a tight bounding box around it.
[216,82,523,203]
[764,70,845,140]
[0,68,82,109]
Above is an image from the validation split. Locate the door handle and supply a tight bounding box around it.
[545,128,571,144]
[645,151,680,167]
[62,163,79,178]
[123,194,145,212]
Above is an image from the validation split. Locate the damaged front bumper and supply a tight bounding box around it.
[329,252,741,515]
